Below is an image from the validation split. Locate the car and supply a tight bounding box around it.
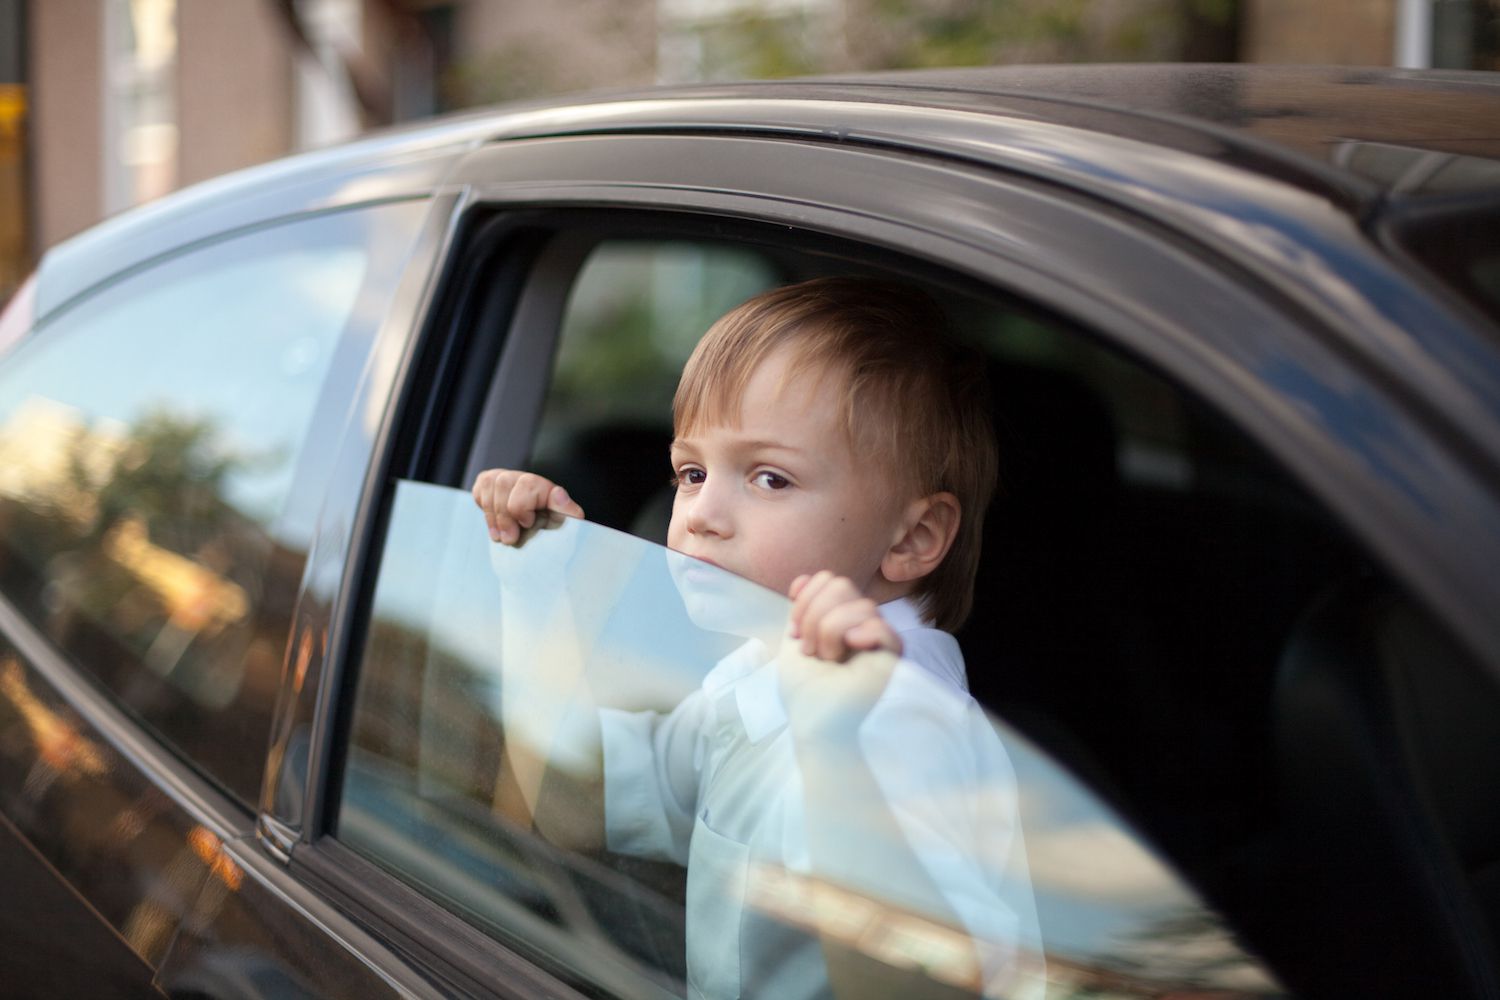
[1,62,1498,1000]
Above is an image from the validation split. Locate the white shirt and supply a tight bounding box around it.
[600,598,1031,999]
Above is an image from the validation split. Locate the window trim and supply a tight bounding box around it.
[291,835,596,1000]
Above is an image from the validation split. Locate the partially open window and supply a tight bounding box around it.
[332,213,1381,998]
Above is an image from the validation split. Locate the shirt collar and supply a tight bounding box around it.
[735,658,786,744]
[878,595,932,631]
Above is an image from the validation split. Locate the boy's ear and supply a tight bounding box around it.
[881,492,961,585]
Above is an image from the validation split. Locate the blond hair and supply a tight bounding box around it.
[673,277,997,631]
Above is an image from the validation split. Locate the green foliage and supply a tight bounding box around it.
[443,0,1240,104]
[720,10,825,79]
[552,293,678,418]
[445,45,562,106]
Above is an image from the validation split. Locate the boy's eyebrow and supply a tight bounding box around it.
[734,439,806,456]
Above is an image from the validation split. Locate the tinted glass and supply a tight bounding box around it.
[0,201,428,802]
[340,480,1281,999]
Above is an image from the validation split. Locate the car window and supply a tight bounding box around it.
[340,480,1280,998]
[0,201,429,803]
[329,217,1500,1000]
[530,240,779,543]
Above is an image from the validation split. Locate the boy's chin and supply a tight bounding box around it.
[665,549,786,644]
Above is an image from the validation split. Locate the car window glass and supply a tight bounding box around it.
[338,225,1454,999]
[0,201,428,803]
[341,480,1279,999]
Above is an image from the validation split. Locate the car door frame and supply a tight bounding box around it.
[270,123,1500,997]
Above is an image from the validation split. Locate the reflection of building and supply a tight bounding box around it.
[8,0,1497,305]
[1,0,26,303]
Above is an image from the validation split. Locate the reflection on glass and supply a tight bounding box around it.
[0,201,427,802]
[343,482,1282,999]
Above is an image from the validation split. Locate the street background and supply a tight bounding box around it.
[1,0,1497,306]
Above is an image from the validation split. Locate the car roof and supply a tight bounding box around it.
[478,63,1500,201]
[35,64,1500,320]
[820,64,1500,168]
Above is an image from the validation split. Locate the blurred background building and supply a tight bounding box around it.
[2,0,1498,306]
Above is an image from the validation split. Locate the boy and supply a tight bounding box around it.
[474,278,1031,998]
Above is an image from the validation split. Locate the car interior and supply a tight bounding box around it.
[343,208,1500,997]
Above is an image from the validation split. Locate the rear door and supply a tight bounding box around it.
[0,196,445,998]
[249,120,1500,998]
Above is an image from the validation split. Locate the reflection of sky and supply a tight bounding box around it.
[0,221,368,530]
[372,482,1233,973]
[371,482,750,702]
[1003,733,1195,959]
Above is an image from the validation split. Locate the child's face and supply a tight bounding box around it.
[667,348,910,601]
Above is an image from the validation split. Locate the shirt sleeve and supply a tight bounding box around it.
[599,690,711,865]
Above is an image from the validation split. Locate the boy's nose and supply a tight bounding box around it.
[684,478,733,538]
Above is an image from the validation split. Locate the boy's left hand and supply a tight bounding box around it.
[788,571,903,662]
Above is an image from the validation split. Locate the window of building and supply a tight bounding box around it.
[103,0,178,213]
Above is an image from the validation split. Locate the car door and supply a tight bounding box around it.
[212,116,1500,1000]
[0,196,451,998]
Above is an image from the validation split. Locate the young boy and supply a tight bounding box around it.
[474,277,1030,998]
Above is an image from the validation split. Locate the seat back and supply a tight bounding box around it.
[1274,578,1500,998]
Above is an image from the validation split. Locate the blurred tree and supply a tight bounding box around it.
[441,0,1240,106]
[85,408,247,554]
[847,0,1240,71]
[668,0,1241,84]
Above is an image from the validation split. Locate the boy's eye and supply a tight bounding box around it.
[675,467,706,487]
[753,470,791,491]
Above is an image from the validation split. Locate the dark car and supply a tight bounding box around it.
[1,64,1498,1000]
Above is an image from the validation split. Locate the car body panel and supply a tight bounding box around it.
[155,831,441,1000]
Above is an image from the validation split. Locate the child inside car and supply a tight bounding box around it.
[473,277,1034,998]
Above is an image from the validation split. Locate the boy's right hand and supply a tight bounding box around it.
[472,469,585,544]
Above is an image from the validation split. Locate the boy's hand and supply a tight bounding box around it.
[788,571,903,662]
[472,468,585,544]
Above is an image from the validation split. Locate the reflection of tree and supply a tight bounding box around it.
[0,406,263,701]
[84,408,247,553]
[0,402,305,798]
